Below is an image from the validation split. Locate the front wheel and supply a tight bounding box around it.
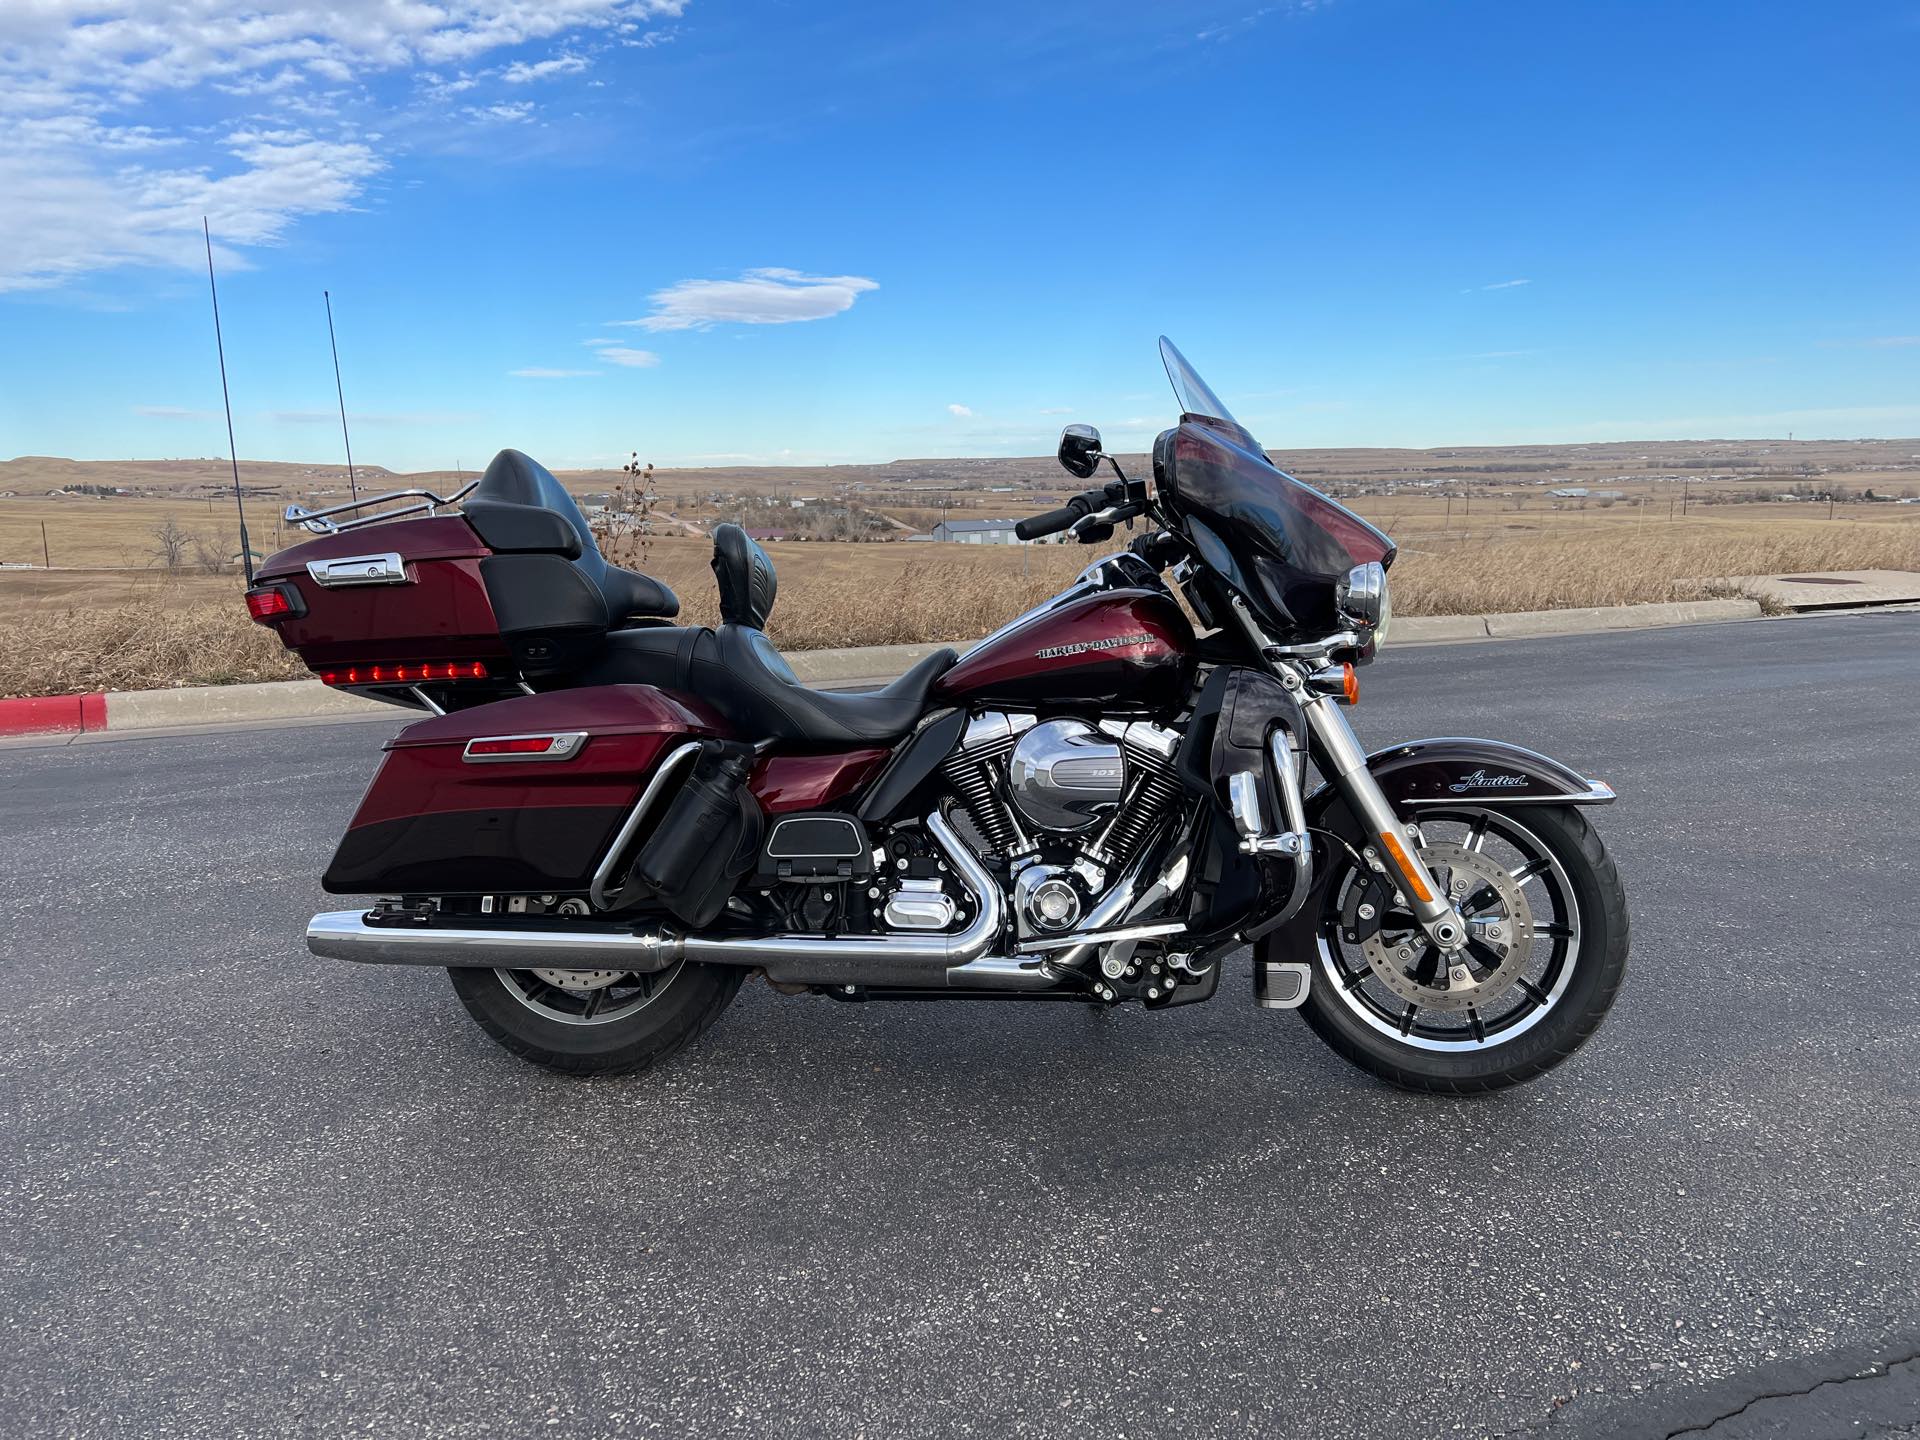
[1287,803,1627,1094]
[448,959,744,1076]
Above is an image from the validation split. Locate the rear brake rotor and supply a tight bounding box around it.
[532,968,627,992]
[1358,842,1534,1013]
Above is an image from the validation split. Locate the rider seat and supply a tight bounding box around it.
[585,524,957,744]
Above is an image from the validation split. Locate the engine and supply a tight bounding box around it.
[941,711,1185,938]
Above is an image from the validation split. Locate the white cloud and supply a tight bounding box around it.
[1037,406,1072,415]
[617,267,879,332]
[133,404,214,419]
[587,342,661,368]
[0,1,687,291]
[465,100,535,123]
[947,403,973,418]
[503,54,590,83]
[1476,278,1532,291]
[511,367,598,378]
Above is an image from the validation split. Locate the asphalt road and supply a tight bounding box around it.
[3,611,1917,1440]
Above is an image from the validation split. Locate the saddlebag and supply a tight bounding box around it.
[322,685,728,897]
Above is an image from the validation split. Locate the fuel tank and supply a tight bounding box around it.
[933,588,1196,710]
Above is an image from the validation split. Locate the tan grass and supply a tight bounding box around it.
[4,524,1916,698]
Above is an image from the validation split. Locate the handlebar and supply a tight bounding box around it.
[1014,503,1087,542]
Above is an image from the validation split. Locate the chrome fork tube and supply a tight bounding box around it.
[1301,692,1467,953]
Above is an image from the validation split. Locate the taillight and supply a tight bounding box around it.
[245,586,295,623]
[318,660,490,686]
[462,731,588,763]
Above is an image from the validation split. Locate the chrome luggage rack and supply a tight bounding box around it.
[284,479,480,536]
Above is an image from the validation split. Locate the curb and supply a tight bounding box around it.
[0,596,1769,738]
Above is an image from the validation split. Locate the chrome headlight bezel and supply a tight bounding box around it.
[1337,561,1390,642]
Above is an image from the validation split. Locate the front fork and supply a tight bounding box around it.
[1299,691,1470,956]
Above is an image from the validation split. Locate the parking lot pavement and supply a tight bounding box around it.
[2,610,1917,1439]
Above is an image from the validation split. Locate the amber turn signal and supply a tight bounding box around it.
[1376,830,1433,904]
[1341,662,1359,706]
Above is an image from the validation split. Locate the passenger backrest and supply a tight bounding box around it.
[711,523,778,630]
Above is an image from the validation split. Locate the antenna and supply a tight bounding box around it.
[202,217,255,586]
[324,289,358,500]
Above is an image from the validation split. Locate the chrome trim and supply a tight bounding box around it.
[306,552,410,587]
[408,686,446,716]
[306,911,683,971]
[285,479,480,536]
[1403,781,1616,808]
[588,741,702,909]
[1337,560,1387,631]
[461,731,588,764]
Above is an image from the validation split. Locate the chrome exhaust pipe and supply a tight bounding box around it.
[306,811,1065,992]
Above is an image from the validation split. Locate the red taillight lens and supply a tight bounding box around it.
[245,587,293,623]
[468,736,559,756]
[317,660,490,688]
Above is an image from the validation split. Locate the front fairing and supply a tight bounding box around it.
[1154,418,1395,640]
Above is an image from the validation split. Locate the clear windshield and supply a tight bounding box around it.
[1159,336,1243,435]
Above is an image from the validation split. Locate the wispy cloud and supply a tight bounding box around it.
[133,404,214,420]
[1472,278,1532,291]
[465,100,535,123]
[502,54,591,84]
[1821,335,1920,349]
[947,403,973,418]
[1037,406,1073,415]
[616,267,879,332]
[586,342,661,368]
[511,367,598,378]
[0,1,687,292]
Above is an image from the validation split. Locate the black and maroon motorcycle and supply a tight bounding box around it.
[250,338,1627,1090]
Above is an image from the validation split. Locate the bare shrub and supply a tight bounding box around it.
[150,516,188,571]
[189,531,234,575]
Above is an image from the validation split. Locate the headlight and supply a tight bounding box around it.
[1338,561,1390,642]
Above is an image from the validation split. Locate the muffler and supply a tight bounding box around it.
[305,810,1061,992]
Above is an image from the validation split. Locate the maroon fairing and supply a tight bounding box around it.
[933,588,1197,710]
[254,517,511,669]
[751,749,889,814]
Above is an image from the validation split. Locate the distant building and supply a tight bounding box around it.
[744,528,788,543]
[930,518,1027,544]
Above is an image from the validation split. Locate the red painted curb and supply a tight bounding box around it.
[0,693,106,737]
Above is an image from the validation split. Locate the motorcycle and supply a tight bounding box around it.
[249,337,1627,1090]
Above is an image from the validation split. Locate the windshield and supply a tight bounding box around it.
[1159,337,1243,434]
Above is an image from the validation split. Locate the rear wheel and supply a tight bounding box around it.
[448,959,744,1076]
[1290,803,1627,1094]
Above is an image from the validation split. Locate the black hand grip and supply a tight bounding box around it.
[1015,504,1083,541]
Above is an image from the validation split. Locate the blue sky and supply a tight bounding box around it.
[1,0,1916,471]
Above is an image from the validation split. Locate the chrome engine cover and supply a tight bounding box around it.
[1008,718,1126,833]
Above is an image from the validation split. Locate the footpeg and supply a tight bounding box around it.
[1255,959,1312,1010]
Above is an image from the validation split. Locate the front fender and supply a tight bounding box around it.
[1259,737,1613,962]
[1344,737,1616,812]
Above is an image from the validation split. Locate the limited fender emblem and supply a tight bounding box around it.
[1448,768,1528,793]
[1034,632,1154,661]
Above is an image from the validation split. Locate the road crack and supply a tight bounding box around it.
[1662,1350,1920,1439]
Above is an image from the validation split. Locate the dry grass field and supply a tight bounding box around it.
[3,439,1918,697]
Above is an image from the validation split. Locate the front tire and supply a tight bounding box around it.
[1289,803,1627,1095]
[449,960,744,1076]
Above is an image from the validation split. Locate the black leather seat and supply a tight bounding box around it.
[465,449,678,623]
[581,525,957,744]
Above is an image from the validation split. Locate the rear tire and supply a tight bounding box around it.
[448,961,744,1076]
[1289,804,1627,1095]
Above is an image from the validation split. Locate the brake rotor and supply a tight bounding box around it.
[532,968,628,992]
[1358,842,1535,1013]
